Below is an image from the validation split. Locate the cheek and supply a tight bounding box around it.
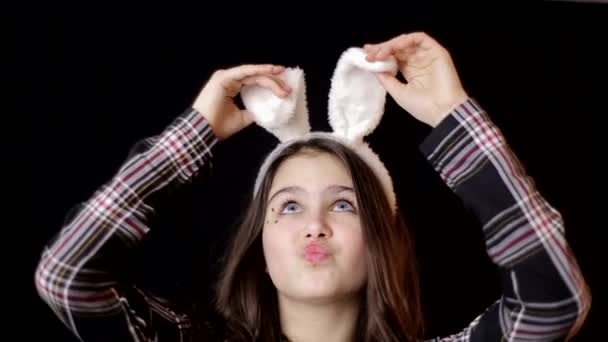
[262,223,292,274]
[336,223,368,276]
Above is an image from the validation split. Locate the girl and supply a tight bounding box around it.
[35,32,590,341]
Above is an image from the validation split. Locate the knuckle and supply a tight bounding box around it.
[409,31,426,40]
[212,69,225,79]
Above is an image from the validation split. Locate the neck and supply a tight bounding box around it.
[278,294,361,342]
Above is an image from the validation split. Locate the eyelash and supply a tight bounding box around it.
[279,197,297,210]
[278,197,357,213]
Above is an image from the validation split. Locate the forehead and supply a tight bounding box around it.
[270,152,353,191]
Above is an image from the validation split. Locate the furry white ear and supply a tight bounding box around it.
[241,67,311,142]
[328,48,398,143]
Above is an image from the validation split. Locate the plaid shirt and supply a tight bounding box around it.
[35,98,590,341]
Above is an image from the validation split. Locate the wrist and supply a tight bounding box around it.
[430,91,469,127]
[192,107,222,140]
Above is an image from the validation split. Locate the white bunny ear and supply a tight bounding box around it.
[328,48,398,143]
[326,47,399,214]
[241,67,311,142]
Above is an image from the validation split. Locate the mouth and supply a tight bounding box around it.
[304,244,331,265]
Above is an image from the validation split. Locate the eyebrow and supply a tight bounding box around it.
[268,185,355,203]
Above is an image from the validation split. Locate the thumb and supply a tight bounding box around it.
[375,72,407,100]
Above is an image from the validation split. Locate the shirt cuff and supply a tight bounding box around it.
[180,107,220,158]
[418,97,481,165]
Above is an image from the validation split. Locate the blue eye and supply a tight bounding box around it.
[333,199,355,212]
[280,200,301,214]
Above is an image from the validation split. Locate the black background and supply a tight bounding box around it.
[9,2,604,341]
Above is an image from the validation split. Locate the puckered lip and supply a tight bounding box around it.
[303,242,332,264]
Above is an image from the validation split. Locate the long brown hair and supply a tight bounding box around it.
[212,137,423,341]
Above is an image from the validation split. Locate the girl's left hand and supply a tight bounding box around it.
[365,32,469,127]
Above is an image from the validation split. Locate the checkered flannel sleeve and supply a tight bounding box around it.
[420,98,591,342]
[35,108,218,342]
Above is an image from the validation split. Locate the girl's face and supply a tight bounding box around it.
[262,151,367,304]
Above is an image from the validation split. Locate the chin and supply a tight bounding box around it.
[270,266,367,303]
[290,289,347,304]
[300,284,341,300]
[289,281,363,304]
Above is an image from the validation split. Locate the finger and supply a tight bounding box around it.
[242,75,290,97]
[264,74,292,92]
[364,43,382,61]
[375,72,408,100]
[392,32,438,56]
[375,35,414,60]
[374,32,436,60]
[242,74,290,93]
[364,43,378,53]
[218,64,286,95]
[374,44,396,61]
[391,32,440,55]
[224,64,285,82]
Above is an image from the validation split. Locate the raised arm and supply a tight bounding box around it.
[35,64,291,341]
[418,97,590,341]
[366,32,591,341]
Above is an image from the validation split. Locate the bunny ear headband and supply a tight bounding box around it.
[241,47,399,214]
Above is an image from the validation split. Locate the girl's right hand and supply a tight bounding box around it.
[192,64,292,140]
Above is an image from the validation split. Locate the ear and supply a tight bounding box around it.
[241,67,311,142]
[327,48,398,143]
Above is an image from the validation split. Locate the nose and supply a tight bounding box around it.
[304,211,332,239]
